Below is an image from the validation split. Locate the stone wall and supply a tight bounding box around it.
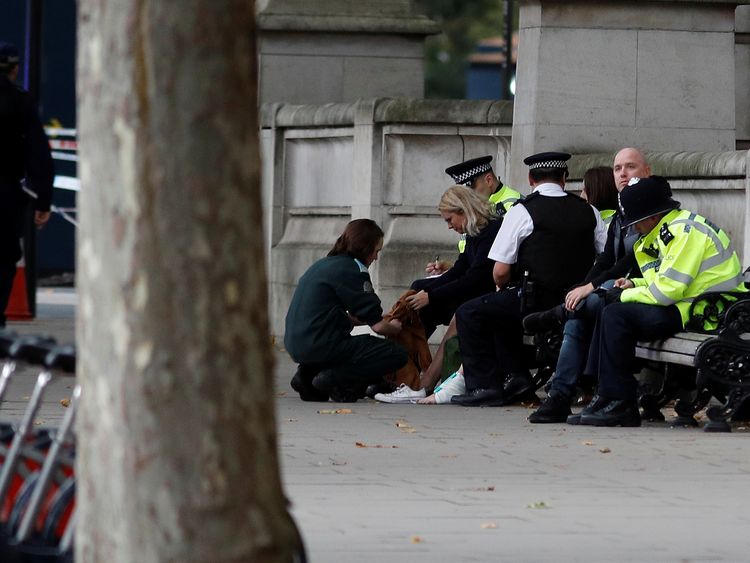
[737,6,750,148]
[509,0,750,189]
[261,98,750,340]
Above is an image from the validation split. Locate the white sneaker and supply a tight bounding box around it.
[432,371,466,404]
[374,384,426,404]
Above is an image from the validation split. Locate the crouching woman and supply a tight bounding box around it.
[285,219,408,402]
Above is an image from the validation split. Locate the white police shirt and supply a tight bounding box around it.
[488,182,607,264]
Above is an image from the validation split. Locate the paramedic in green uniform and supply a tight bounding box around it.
[285,219,408,402]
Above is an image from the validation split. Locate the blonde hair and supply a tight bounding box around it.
[438,185,492,237]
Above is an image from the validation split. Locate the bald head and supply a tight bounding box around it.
[613,148,651,191]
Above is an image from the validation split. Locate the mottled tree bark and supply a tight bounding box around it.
[76,2,299,561]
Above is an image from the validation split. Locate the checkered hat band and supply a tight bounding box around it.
[529,160,567,170]
[455,162,492,183]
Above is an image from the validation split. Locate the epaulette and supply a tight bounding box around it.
[659,223,674,245]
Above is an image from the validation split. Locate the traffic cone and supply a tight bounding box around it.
[5,258,32,320]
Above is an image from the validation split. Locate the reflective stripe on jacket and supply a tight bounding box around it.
[621,208,747,327]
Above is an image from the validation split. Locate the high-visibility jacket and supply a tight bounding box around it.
[458,184,521,253]
[599,208,616,227]
[489,184,522,216]
[621,208,747,327]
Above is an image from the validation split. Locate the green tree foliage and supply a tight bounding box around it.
[416,0,510,99]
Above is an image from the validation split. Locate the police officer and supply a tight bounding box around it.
[425,155,521,273]
[450,152,607,406]
[445,155,520,217]
[577,176,748,427]
[0,41,53,327]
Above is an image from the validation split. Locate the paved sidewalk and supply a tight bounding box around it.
[7,290,750,562]
[277,352,750,563]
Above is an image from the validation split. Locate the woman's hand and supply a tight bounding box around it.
[417,394,437,404]
[614,278,634,289]
[564,283,594,312]
[425,260,451,276]
[405,290,429,310]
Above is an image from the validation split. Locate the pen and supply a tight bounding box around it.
[434,255,440,268]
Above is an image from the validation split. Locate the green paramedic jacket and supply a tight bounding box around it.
[621,208,747,328]
[284,255,383,362]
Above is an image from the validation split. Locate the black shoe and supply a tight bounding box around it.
[451,388,505,407]
[501,373,535,405]
[365,381,393,399]
[528,392,572,423]
[312,372,361,403]
[567,394,610,425]
[579,399,642,427]
[522,304,566,334]
[291,368,329,402]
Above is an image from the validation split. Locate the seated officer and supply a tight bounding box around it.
[427,155,521,275]
[451,152,607,407]
[576,176,748,426]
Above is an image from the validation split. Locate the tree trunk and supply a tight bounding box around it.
[76,2,299,561]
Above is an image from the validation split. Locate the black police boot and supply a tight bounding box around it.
[579,399,642,427]
[311,371,361,403]
[451,388,505,407]
[567,394,610,425]
[365,380,393,399]
[522,304,566,333]
[528,392,572,423]
[501,372,535,405]
[291,366,330,402]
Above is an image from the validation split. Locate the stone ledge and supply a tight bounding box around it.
[569,151,747,179]
[258,14,440,35]
[261,98,515,128]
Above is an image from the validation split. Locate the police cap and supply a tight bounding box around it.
[0,42,20,69]
[523,151,571,171]
[618,176,680,228]
[445,155,493,186]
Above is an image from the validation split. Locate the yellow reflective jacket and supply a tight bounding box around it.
[458,185,520,253]
[599,208,616,227]
[621,208,747,327]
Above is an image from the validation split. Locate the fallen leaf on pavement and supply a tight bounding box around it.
[599,447,611,454]
[60,398,71,408]
[287,418,298,422]
[355,441,398,448]
[480,522,498,529]
[317,408,353,415]
[395,420,416,433]
[582,441,594,446]
[526,501,550,509]
[276,391,287,397]
[410,535,424,544]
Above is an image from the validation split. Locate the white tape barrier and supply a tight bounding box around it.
[43,128,80,225]
[22,184,79,229]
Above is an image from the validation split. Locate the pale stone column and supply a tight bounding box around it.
[737,6,750,149]
[257,0,438,104]
[509,0,750,189]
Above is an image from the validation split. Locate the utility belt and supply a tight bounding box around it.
[517,271,562,315]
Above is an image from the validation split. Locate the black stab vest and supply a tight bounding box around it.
[516,192,596,302]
